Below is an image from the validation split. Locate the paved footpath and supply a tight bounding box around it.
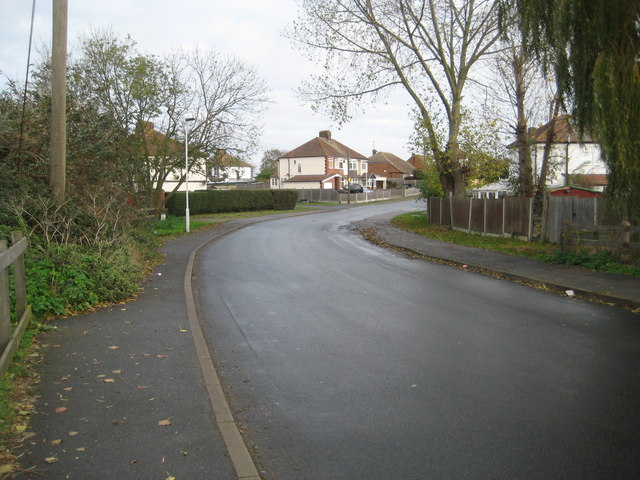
[16,221,255,480]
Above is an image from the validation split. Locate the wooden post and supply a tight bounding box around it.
[0,240,10,351]
[11,232,26,318]
[468,198,473,234]
[449,192,454,228]
[50,0,68,202]
[527,197,534,242]
[483,198,487,236]
[502,197,507,237]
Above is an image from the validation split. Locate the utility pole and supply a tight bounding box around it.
[50,0,68,202]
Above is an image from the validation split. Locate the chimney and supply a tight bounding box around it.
[319,130,331,141]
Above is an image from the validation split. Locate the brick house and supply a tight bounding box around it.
[271,130,368,190]
[368,150,416,188]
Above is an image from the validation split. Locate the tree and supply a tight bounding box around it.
[289,0,507,196]
[72,30,269,210]
[256,148,286,181]
[503,0,640,217]
[486,26,560,197]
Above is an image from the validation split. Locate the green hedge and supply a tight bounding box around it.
[166,189,298,216]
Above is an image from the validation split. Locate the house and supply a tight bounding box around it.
[407,154,427,170]
[208,150,254,185]
[143,122,208,193]
[530,115,607,191]
[368,150,416,188]
[271,130,369,190]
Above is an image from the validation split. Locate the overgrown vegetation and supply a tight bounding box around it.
[392,212,640,278]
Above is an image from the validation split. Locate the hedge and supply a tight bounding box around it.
[165,189,298,216]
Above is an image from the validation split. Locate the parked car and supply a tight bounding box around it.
[347,183,364,193]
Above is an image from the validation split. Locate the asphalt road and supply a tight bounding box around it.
[195,200,640,480]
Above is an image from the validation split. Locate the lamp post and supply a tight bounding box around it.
[184,117,195,232]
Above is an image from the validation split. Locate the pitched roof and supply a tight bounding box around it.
[143,122,181,156]
[368,151,415,174]
[282,131,367,160]
[531,114,596,143]
[215,150,252,168]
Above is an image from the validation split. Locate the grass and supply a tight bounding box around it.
[392,211,640,278]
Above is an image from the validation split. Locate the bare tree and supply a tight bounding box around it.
[289,0,508,196]
[485,28,561,197]
[72,30,269,210]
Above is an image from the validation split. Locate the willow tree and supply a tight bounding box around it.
[289,0,507,197]
[504,0,640,217]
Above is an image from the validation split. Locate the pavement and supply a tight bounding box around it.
[10,207,640,479]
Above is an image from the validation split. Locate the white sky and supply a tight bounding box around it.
[0,0,417,167]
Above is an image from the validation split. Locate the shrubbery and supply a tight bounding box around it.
[166,189,298,216]
[1,193,158,320]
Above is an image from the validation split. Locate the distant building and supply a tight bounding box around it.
[271,130,368,190]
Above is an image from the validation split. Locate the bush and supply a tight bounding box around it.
[166,189,297,216]
[23,245,144,318]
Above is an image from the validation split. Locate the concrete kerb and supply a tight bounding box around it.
[183,210,328,479]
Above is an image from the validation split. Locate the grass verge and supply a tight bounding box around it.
[392,211,640,278]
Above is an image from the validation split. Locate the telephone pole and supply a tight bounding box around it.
[50,0,67,202]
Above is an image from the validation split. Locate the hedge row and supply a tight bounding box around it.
[166,189,298,216]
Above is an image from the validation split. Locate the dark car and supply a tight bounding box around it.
[347,183,363,193]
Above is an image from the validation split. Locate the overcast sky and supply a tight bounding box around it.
[0,0,417,167]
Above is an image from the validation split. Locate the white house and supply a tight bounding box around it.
[531,115,607,191]
[208,150,254,185]
[271,130,368,190]
[143,123,208,193]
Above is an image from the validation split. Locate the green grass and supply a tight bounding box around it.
[150,215,213,236]
[392,212,640,277]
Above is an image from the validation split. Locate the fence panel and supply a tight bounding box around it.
[470,198,484,233]
[485,199,503,235]
[504,197,532,238]
[451,197,471,230]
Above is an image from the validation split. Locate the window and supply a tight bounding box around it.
[328,157,334,169]
[298,164,302,173]
[349,159,356,171]
[338,160,344,169]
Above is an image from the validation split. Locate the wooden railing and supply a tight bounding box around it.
[0,232,32,379]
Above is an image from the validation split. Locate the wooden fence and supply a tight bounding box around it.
[427,195,639,255]
[0,232,32,379]
[428,196,534,240]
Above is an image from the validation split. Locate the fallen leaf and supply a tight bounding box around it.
[137,385,148,390]
[0,464,14,474]
[179,329,188,333]
[103,378,115,383]
[69,431,79,436]
[50,439,63,445]
[157,418,172,426]
[76,447,86,452]
[108,346,119,350]
[156,354,167,359]
[97,374,106,378]
[112,369,122,374]
[123,321,132,325]
[166,475,176,480]
[143,353,151,357]
[54,407,68,414]
[44,456,58,464]
[63,387,73,391]
[15,425,27,433]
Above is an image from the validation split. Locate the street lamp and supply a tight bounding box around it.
[184,116,195,232]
